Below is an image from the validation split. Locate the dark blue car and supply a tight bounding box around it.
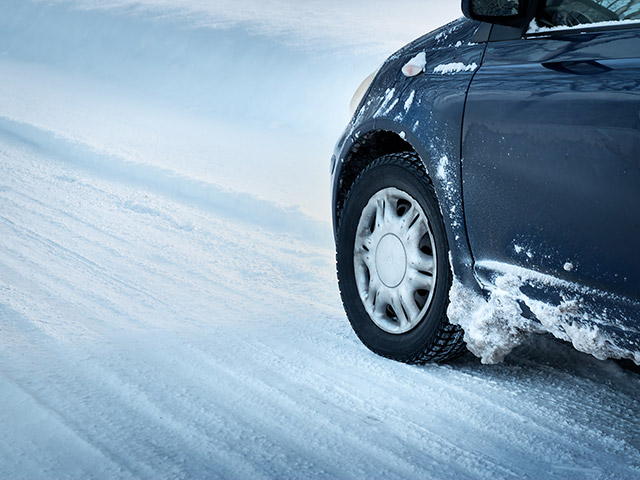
[332,0,640,365]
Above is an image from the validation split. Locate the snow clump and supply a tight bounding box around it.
[404,90,415,112]
[448,262,640,365]
[433,62,477,75]
[448,274,544,364]
[402,52,426,77]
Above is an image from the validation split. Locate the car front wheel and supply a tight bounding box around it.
[336,152,465,363]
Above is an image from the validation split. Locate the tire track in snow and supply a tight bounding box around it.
[188,338,518,479]
[0,365,136,480]
[228,334,618,479]
[0,332,269,480]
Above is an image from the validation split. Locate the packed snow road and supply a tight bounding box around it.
[2,124,640,480]
[1,1,640,479]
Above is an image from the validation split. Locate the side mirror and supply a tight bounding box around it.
[462,0,532,27]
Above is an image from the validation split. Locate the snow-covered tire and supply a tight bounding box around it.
[336,152,466,364]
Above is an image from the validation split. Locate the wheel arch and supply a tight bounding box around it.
[335,128,416,225]
[333,121,479,290]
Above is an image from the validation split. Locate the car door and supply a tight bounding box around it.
[461,5,640,304]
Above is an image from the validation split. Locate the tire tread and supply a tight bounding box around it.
[337,151,466,364]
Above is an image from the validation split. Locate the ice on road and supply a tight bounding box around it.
[1,1,639,479]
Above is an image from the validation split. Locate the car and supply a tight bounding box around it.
[331,0,640,365]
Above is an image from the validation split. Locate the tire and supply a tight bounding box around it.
[336,152,466,364]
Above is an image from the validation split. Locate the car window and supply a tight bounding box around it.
[538,0,640,28]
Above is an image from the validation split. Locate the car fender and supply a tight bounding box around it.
[336,117,478,292]
[333,19,487,292]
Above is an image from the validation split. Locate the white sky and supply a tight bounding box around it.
[48,0,463,54]
[17,0,464,219]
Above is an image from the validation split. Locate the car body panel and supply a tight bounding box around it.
[332,18,486,287]
[463,26,640,300]
[331,14,640,361]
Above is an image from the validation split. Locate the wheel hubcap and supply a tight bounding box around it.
[375,234,407,288]
[353,187,437,334]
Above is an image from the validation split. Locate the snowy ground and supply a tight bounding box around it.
[1,1,639,479]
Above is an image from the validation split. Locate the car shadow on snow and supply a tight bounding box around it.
[448,333,640,382]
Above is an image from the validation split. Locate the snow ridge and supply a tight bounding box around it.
[0,115,330,244]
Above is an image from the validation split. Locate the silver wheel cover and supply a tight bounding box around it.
[353,187,438,334]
